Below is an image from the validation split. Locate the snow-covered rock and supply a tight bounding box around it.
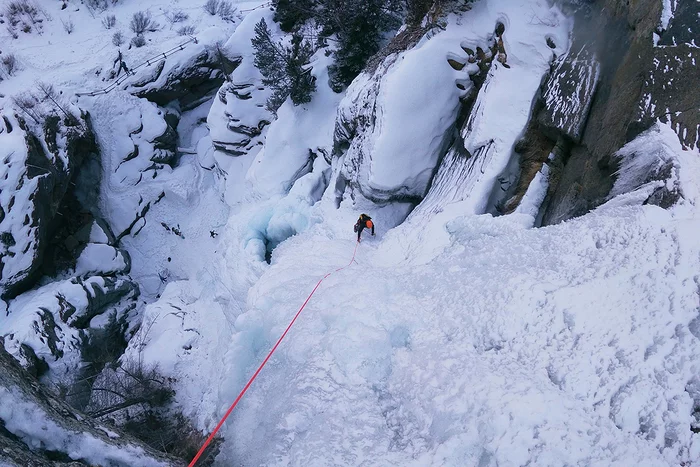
[0,110,98,299]
[130,28,240,111]
[332,22,464,204]
[207,9,274,157]
[609,123,683,207]
[0,275,137,378]
[411,1,568,221]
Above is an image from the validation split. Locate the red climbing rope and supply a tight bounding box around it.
[188,240,360,467]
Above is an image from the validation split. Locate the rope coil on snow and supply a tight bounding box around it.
[188,240,361,467]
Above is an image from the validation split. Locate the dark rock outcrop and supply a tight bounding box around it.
[0,341,185,466]
[635,0,700,149]
[538,42,600,143]
[537,0,698,225]
[132,47,241,111]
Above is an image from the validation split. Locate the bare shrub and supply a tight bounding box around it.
[1,53,18,76]
[125,411,222,464]
[203,0,219,15]
[527,9,560,27]
[85,0,108,14]
[77,355,221,462]
[164,8,188,26]
[177,24,196,36]
[129,10,159,35]
[216,0,236,22]
[36,81,78,125]
[5,0,44,36]
[84,361,174,418]
[130,34,146,48]
[101,14,116,29]
[112,30,124,46]
[61,17,74,33]
[11,92,42,124]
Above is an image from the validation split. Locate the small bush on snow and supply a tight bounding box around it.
[177,24,196,36]
[203,0,219,15]
[203,0,236,21]
[130,34,146,48]
[217,0,236,22]
[61,17,73,34]
[112,30,124,46]
[101,14,116,29]
[164,8,188,26]
[129,11,159,36]
[1,53,18,76]
[85,0,109,14]
[4,0,45,36]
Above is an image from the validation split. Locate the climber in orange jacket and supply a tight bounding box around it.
[353,214,374,242]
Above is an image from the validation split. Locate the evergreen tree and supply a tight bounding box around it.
[405,0,433,25]
[318,0,401,91]
[272,0,317,32]
[251,18,317,112]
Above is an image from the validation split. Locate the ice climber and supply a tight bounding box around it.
[114,50,130,78]
[354,214,375,242]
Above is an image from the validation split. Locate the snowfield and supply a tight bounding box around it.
[1,0,700,465]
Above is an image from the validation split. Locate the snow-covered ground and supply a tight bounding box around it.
[122,1,700,466]
[3,0,700,465]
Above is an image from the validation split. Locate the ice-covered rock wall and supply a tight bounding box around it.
[0,273,136,379]
[539,0,700,224]
[331,18,466,204]
[410,1,569,221]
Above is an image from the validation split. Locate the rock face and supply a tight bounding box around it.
[332,21,464,205]
[0,341,184,466]
[537,0,699,225]
[131,46,240,111]
[0,274,137,378]
[0,112,98,299]
[207,9,274,157]
[636,0,700,149]
[538,42,600,143]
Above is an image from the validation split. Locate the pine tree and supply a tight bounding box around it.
[287,33,316,105]
[318,0,401,91]
[406,0,433,25]
[272,0,317,32]
[251,18,317,112]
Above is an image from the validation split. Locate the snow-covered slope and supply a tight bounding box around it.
[113,1,700,466]
[2,0,700,465]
